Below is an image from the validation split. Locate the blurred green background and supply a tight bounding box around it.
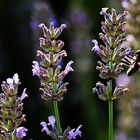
[0,0,137,140]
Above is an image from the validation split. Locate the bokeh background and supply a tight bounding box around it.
[0,0,139,140]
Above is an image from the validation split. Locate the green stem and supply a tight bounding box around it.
[109,80,113,140]
[52,79,62,135]
[108,49,113,140]
[53,101,62,135]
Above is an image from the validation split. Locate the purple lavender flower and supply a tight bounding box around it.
[16,127,28,139]
[68,125,82,139]
[40,121,50,134]
[32,61,41,76]
[126,35,135,42]
[63,61,74,75]
[48,115,55,129]
[124,47,132,55]
[40,115,56,134]
[4,73,20,90]
[13,73,20,84]
[91,39,100,55]
[121,0,129,9]
[116,74,130,87]
[20,88,28,100]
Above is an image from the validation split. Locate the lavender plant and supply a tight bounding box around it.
[32,22,82,140]
[0,73,28,140]
[92,8,131,140]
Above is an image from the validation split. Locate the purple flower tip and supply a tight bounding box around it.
[20,88,28,100]
[50,22,55,28]
[6,73,20,89]
[13,73,20,84]
[32,61,41,76]
[48,115,56,129]
[38,23,45,29]
[16,127,28,139]
[124,47,132,55]
[68,125,82,139]
[64,61,74,75]
[121,0,129,9]
[116,74,130,87]
[92,39,100,54]
[40,121,50,134]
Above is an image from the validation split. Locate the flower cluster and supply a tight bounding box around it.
[92,8,130,100]
[40,115,82,140]
[32,22,82,139]
[0,73,28,140]
[32,22,74,101]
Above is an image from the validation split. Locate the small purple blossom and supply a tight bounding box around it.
[116,74,130,87]
[6,78,14,89]
[40,115,56,135]
[13,73,20,84]
[32,61,41,76]
[40,121,50,135]
[126,35,135,42]
[124,47,132,56]
[16,127,28,139]
[91,39,100,55]
[48,115,55,129]
[20,88,28,100]
[121,0,129,9]
[63,61,74,75]
[68,125,82,139]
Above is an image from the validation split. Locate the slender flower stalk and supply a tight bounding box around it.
[53,101,62,134]
[108,49,113,140]
[92,8,130,140]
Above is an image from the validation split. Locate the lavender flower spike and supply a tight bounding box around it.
[68,125,82,139]
[48,115,55,129]
[16,127,28,139]
[32,61,41,76]
[63,60,74,75]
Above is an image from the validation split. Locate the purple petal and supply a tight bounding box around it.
[16,127,28,139]
[68,125,82,139]
[20,88,28,100]
[40,121,50,135]
[64,61,74,75]
[32,61,41,76]
[75,125,82,137]
[116,74,130,87]
[92,39,101,55]
[13,73,20,84]
[48,115,55,129]
[68,129,76,139]
[6,78,14,89]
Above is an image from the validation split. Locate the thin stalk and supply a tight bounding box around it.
[53,101,62,135]
[108,49,113,140]
[52,79,62,135]
[108,80,113,140]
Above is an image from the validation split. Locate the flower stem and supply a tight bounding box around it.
[52,79,62,135]
[109,49,113,140]
[53,101,62,135]
[109,80,113,140]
